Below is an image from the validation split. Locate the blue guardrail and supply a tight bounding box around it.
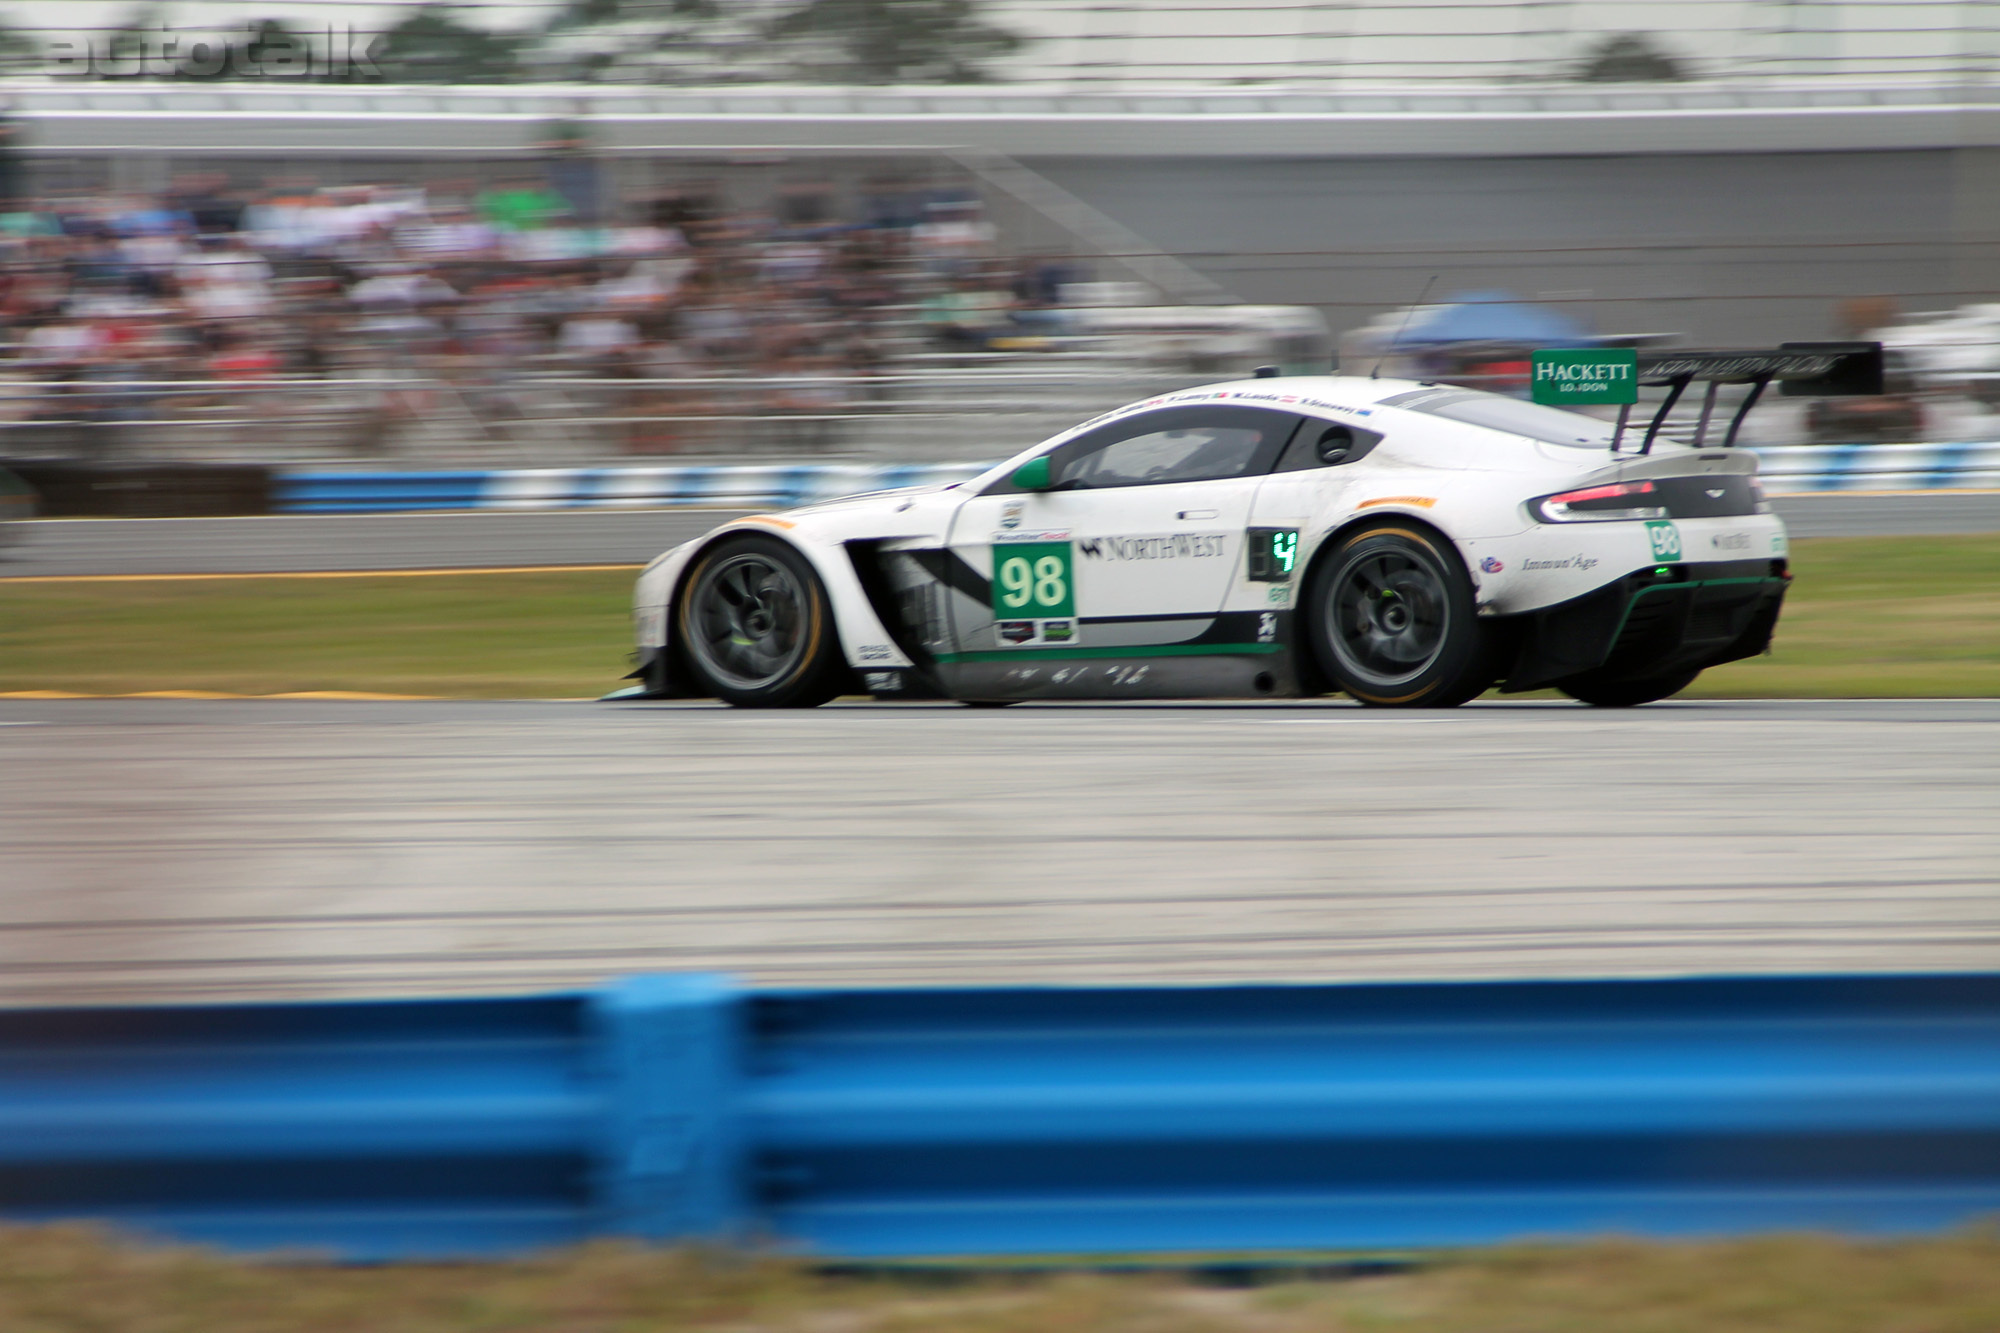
[271,444,2000,513]
[2,972,1997,1259]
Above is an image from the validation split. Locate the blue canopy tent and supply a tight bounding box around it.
[1391,291,1595,347]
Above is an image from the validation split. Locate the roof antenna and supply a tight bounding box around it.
[1371,274,1438,380]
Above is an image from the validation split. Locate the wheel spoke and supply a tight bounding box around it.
[1327,544,1451,686]
[717,565,754,606]
[687,552,813,692]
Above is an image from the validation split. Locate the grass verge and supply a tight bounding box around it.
[0,535,1994,699]
[3,1224,1998,1333]
[1686,533,1999,698]
[0,569,635,699]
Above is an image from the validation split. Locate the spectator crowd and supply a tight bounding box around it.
[0,171,1080,456]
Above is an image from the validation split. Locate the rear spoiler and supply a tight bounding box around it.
[1618,341,1884,454]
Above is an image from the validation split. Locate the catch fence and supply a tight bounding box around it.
[0,367,1202,469]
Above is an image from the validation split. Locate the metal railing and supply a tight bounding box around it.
[0,367,1208,468]
[5,970,1999,1260]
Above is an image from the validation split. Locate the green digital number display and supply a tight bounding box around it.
[1246,528,1301,582]
[1271,531,1298,574]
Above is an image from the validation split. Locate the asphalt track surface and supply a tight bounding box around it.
[3,697,1995,1006]
[2,492,1996,577]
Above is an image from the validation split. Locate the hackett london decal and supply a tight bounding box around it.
[1531,349,1639,406]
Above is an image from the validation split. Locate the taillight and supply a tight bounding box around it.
[1531,480,1669,523]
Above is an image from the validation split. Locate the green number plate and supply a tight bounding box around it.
[1646,520,1683,561]
[991,542,1075,618]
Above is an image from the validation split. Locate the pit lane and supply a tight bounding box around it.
[3,697,1994,1005]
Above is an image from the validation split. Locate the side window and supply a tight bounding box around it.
[1060,422,1267,488]
[981,406,1300,496]
[1273,421,1383,472]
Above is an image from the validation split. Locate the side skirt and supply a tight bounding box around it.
[939,648,1299,701]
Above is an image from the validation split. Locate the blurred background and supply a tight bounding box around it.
[0,0,1994,484]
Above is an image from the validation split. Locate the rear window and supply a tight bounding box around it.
[1380,387,1615,449]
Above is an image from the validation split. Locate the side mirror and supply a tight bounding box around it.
[1010,456,1055,491]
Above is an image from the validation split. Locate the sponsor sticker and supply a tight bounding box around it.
[1479,556,1504,574]
[1267,584,1291,605]
[1646,520,1683,561]
[1521,554,1600,572]
[1000,501,1023,530]
[1530,349,1639,406]
[1709,531,1753,552]
[863,671,902,692]
[1077,532,1227,561]
[995,618,1080,648]
[995,527,1072,544]
[856,643,894,662]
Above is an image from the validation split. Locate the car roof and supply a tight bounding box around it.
[1127,375,1431,417]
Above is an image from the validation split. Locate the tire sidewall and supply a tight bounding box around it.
[1306,524,1488,707]
[677,533,843,707]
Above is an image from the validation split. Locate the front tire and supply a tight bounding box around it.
[677,534,846,707]
[1559,668,1702,707]
[1306,524,1495,707]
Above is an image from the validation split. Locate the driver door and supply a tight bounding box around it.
[946,405,1302,656]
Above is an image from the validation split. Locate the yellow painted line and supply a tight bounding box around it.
[0,690,443,700]
[0,564,645,585]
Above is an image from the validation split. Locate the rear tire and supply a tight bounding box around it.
[1559,668,1702,707]
[677,535,846,708]
[1305,524,1496,708]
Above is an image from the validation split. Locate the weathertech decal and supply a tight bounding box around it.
[1077,533,1228,561]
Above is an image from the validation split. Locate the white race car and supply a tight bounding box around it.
[621,347,1877,708]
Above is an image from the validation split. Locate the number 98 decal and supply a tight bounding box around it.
[991,542,1075,617]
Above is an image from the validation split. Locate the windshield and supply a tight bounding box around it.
[1379,387,1615,449]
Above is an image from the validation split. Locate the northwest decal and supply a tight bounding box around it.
[1076,533,1228,561]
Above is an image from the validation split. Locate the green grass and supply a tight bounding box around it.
[1688,534,2000,698]
[3,1225,1999,1333]
[0,569,637,699]
[0,535,1994,699]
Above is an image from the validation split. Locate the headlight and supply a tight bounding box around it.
[1531,481,1669,523]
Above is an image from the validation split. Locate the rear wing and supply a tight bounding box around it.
[1531,342,1884,454]
[1621,341,1884,454]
